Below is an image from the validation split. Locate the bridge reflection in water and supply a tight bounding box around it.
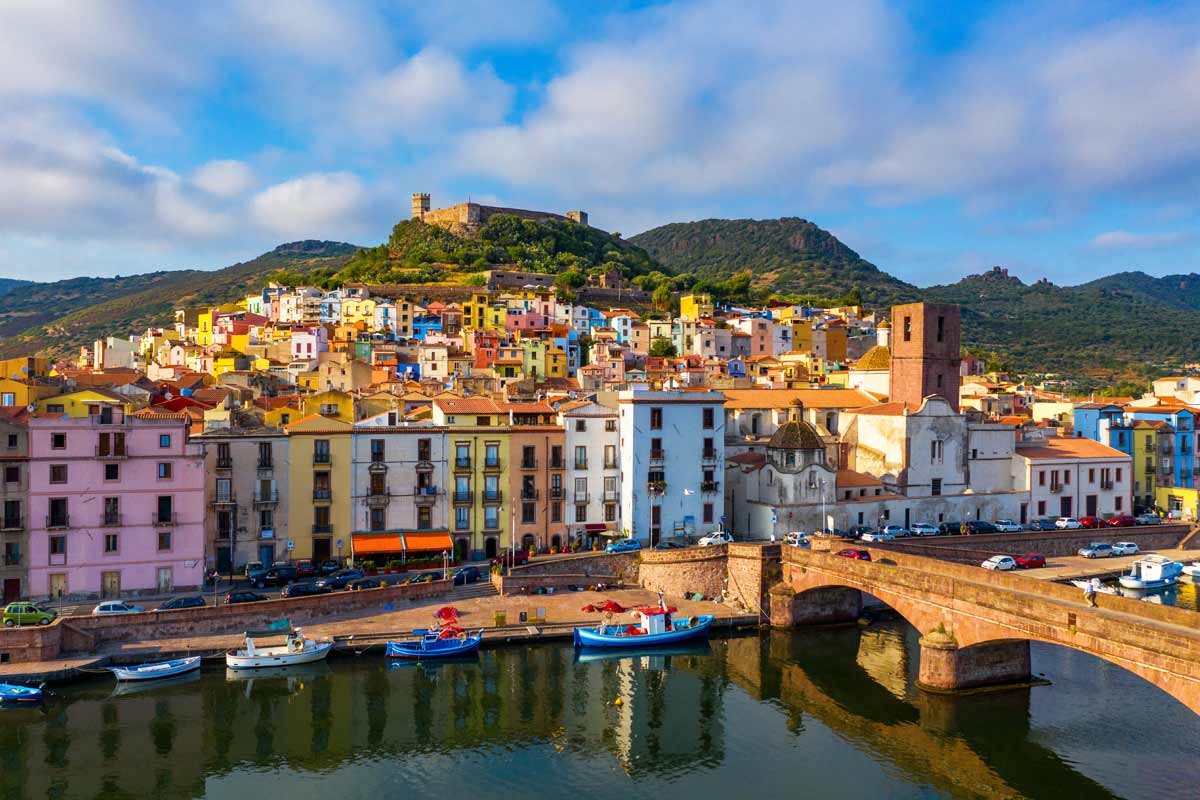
[3,625,1199,800]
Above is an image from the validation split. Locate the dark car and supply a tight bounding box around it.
[226,590,268,605]
[154,596,206,611]
[1013,553,1047,568]
[404,571,442,586]
[318,559,341,575]
[836,548,872,561]
[849,525,873,538]
[294,559,317,579]
[654,540,688,550]
[349,578,384,591]
[939,521,963,535]
[281,582,331,598]
[453,566,482,585]
[1107,514,1137,528]
[1027,518,1058,532]
[317,568,365,590]
[966,520,998,534]
[253,566,298,589]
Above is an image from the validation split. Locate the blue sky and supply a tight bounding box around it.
[1,0,1198,287]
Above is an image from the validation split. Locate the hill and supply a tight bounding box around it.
[0,241,356,360]
[629,217,915,305]
[1078,271,1200,311]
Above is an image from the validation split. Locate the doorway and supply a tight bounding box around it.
[454,538,469,561]
[1085,494,1098,517]
[49,573,67,602]
[156,567,173,594]
[1060,497,1073,517]
[312,538,331,563]
[259,543,275,566]
[102,571,121,598]
[216,545,232,574]
[484,537,498,559]
[2,578,18,603]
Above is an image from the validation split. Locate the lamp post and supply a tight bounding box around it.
[442,549,449,581]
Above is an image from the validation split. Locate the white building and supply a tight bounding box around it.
[618,389,725,544]
[1013,430,1133,520]
[561,401,621,544]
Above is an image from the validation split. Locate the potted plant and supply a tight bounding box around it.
[361,559,377,575]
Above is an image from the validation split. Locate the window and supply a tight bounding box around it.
[370,439,385,462]
[605,504,616,522]
[369,508,386,531]
[903,316,911,342]
[159,434,171,448]
[0,392,12,406]
[4,466,17,484]
[259,508,274,533]
[931,478,942,496]
[1088,468,1095,482]
[157,531,172,551]
[47,404,65,414]
[314,439,331,464]
[47,497,67,528]
[455,506,470,531]
[215,442,231,466]
[1038,470,1045,487]
[455,443,470,467]
[417,438,432,462]
[550,502,562,523]
[49,535,65,556]
[650,408,663,430]
[575,446,587,469]
[1037,500,1046,516]
[5,434,15,448]
[604,445,617,468]
[522,502,536,524]
[155,462,172,480]
[3,499,19,529]
[605,419,617,432]
[575,419,586,432]
[1116,496,1123,511]
[484,506,499,529]
[1116,468,1123,482]
[51,433,66,450]
[258,442,273,468]
[936,315,945,342]
[156,496,173,523]
[703,408,714,429]
[104,534,119,553]
[49,465,67,484]
[522,445,536,469]
[483,475,499,501]
[575,504,587,523]
[1064,471,1070,485]
[103,497,120,526]
[930,440,943,464]
[971,448,978,460]
[485,443,499,467]
[104,463,119,481]
[703,503,714,524]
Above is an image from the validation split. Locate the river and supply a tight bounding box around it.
[3,620,1198,800]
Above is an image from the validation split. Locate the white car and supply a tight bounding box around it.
[994,519,1022,532]
[910,522,939,536]
[92,601,145,616]
[697,530,734,547]
[982,555,1017,571]
[1112,541,1140,556]
[1056,517,1083,530]
[860,530,895,542]
[783,531,809,547]
[882,525,910,538]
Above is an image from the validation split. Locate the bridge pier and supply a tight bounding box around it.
[770,583,862,627]
[917,631,1031,694]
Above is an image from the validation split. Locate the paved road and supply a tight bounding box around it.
[1024,547,1200,581]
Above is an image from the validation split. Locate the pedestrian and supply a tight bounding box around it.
[1084,578,1098,607]
[769,532,776,543]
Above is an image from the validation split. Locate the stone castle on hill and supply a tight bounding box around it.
[411,193,589,235]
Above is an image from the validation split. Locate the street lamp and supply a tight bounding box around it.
[442,549,449,580]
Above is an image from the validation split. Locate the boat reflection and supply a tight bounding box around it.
[574,640,712,666]
[109,668,201,698]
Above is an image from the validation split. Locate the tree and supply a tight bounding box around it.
[652,284,673,312]
[649,337,677,358]
[841,286,862,307]
[554,269,586,290]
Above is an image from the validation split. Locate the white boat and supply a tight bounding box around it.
[1117,554,1183,591]
[1181,562,1200,579]
[109,655,202,682]
[1071,579,1118,596]
[225,629,333,670]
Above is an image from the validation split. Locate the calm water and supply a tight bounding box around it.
[1099,574,1200,609]
[3,621,1199,800]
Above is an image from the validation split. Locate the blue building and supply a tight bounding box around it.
[411,314,443,341]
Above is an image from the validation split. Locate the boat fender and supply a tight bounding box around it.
[614,697,623,706]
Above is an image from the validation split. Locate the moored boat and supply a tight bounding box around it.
[1181,562,1200,579]
[226,629,332,669]
[1118,554,1183,591]
[109,656,202,682]
[1070,579,1118,595]
[386,627,482,659]
[0,683,43,705]
[573,603,714,648]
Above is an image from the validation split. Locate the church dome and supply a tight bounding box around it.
[768,419,823,450]
[855,344,891,371]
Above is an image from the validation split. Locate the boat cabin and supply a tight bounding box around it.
[636,608,674,634]
[1127,554,1182,583]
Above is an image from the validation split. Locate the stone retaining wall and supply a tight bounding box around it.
[513,552,639,582]
[639,546,729,600]
[494,573,619,596]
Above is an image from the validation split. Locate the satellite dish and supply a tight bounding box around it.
[26,403,36,413]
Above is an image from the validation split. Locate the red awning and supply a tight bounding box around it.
[584,523,610,533]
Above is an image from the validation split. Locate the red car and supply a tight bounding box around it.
[1077,516,1106,529]
[1013,553,1046,569]
[491,549,530,568]
[1106,515,1137,527]
[836,548,872,561]
[294,559,317,578]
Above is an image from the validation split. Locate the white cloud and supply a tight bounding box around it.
[250,172,369,238]
[191,160,257,198]
[1089,230,1192,251]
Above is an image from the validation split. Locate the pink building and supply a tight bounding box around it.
[504,310,546,332]
[291,326,328,361]
[28,405,206,601]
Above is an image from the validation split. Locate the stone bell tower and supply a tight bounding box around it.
[888,302,961,409]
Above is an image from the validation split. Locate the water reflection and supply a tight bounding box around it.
[3,622,1199,799]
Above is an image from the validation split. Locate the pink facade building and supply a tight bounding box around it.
[28,405,206,601]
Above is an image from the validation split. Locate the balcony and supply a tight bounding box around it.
[1100,480,1114,490]
[573,491,590,504]
[414,487,438,505]
[521,487,539,500]
[368,460,388,474]
[701,480,720,494]
[215,457,233,470]
[215,529,234,541]
[520,458,538,471]
[482,519,502,532]
[312,489,333,502]
[211,493,237,508]
[550,486,564,499]
[254,489,279,505]
[46,514,70,530]
[454,458,472,471]
[453,490,474,504]
[1,517,22,532]
[257,459,274,472]
[1049,483,1063,494]
[649,450,666,465]
[2,554,20,567]
[312,523,333,535]
[574,459,588,471]
[647,480,667,496]
[549,457,564,470]
[483,459,502,472]
[701,449,718,464]
[100,513,122,528]
[482,490,503,504]
[152,513,177,527]
[603,459,618,470]
[366,490,391,508]
[96,445,129,459]
[603,489,619,502]
[313,455,333,467]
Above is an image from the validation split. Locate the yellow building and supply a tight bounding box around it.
[342,297,377,328]
[433,398,513,558]
[302,388,356,422]
[1134,420,1171,511]
[1156,486,1198,521]
[285,415,353,563]
[0,377,60,409]
[461,292,491,330]
[0,356,50,381]
[36,388,134,417]
[679,294,714,321]
[790,319,814,353]
[546,345,567,378]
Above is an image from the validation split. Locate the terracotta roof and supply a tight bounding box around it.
[721,388,878,410]
[728,451,766,466]
[1133,419,1170,429]
[836,469,881,488]
[848,401,920,416]
[499,402,556,415]
[434,397,502,414]
[1018,435,1130,460]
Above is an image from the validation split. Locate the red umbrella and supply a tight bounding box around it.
[434,606,459,622]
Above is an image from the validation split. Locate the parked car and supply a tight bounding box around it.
[860,530,895,542]
[281,582,331,598]
[317,568,366,590]
[319,559,342,575]
[453,566,483,585]
[993,519,1022,532]
[605,538,642,554]
[3,602,56,627]
[92,601,144,615]
[225,590,268,605]
[1078,542,1115,558]
[1013,553,1047,568]
[654,539,688,550]
[154,596,205,611]
[939,521,964,535]
[491,550,531,568]
[243,560,264,578]
[1112,541,1140,556]
[1056,517,1084,530]
[881,524,909,538]
[253,565,298,589]
[348,578,384,591]
[1077,516,1106,529]
[1028,518,1058,532]
[404,571,442,585]
[294,559,318,579]
[966,520,999,534]
[836,548,872,561]
[910,522,940,536]
[982,555,1017,571]
[697,530,734,546]
[784,531,810,547]
[1135,514,1163,526]
[1107,515,1138,528]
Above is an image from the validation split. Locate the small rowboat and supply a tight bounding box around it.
[573,603,714,648]
[0,683,43,705]
[109,656,202,682]
[386,627,483,659]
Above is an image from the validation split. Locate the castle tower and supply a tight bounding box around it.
[888,302,960,409]
[565,210,589,228]
[411,193,430,220]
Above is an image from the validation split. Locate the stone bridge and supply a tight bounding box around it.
[775,546,1200,714]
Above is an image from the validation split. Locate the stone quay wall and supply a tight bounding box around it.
[875,524,1191,564]
[493,572,620,596]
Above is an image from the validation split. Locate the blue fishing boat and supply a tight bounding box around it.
[386,627,483,659]
[109,656,202,682]
[573,604,714,648]
[0,683,43,705]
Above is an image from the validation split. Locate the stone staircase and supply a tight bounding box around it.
[452,580,499,601]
